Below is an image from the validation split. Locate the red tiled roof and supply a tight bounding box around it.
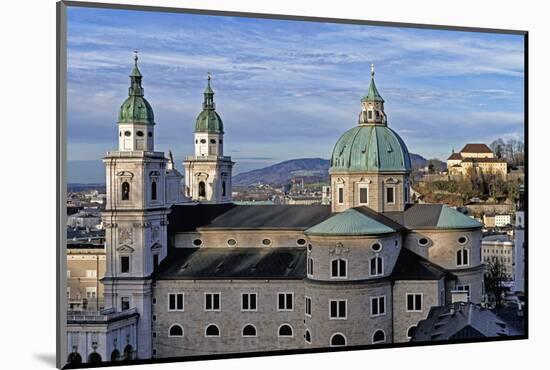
[460,143,493,153]
[447,153,462,160]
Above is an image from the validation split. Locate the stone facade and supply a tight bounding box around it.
[330,173,409,213]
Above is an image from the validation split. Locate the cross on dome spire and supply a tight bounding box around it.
[203,71,215,109]
[371,63,375,77]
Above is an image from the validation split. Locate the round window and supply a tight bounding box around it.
[148,132,153,137]
[220,139,223,144]
[371,243,382,252]
[195,140,198,144]
[297,238,307,246]
[227,239,237,246]
[136,131,144,137]
[262,238,272,246]
[200,139,207,144]
[307,244,312,251]
[192,239,203,246]
[124,131,131,137]
[457,236,468,245]
[210,139,216,144]
[418,238,429,246]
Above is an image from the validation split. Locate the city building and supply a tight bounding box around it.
[67,243,106,312]
[66,59,486,364]
[481,234,514,279]
[411,302,519,341]
[514,185,525,293]
[483,214,512,228]
[447,144,507,178]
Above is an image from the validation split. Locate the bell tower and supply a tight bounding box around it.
[102,52,168,359]
[184,73,234,203]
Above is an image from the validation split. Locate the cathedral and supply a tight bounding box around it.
[66,55,485,364]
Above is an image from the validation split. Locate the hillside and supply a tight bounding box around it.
[233,154,444,187]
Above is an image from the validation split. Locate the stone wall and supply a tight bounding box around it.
[392,279,444,343]
[152,280,305,358]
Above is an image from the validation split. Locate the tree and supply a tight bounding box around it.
[484,259,507,308]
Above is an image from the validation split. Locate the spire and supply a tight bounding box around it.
[362,63,384,103]
[203,71,215,110]
[129,50,144,97]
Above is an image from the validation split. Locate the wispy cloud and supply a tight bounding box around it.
[66,7,525,182]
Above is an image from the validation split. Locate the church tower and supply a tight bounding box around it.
[102,52,168,359]
[329,65,412,213]
[184,73,234,203]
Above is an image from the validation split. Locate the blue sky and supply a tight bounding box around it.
[66,6,525,183]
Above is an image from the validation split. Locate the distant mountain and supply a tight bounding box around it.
[233,158,330,186]
[233,154,445,187]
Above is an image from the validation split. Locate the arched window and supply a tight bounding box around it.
[205,324,220,337]
[88,352,102,363]
[330,258,347,278]
[330,333,346,347]
[123,345,133,361]
[67,352,82,365]
[169,324,183,337]
[370,256,383,276]
[222,181,226,196]
[305,329,312,343]
[278,324,293,337]
[372,329,386,344]
[121,181,130,200]
[198,181,206,197]
[456,248,469,266]
[407,326,417,340]
[110,349,120,362]
[151,181,157,201]
[242,324,257,337]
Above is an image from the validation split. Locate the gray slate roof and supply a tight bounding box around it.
[411,302,519,342]
[391,248,454,281]
[154,247,306,280]
[383,204,482,230]
[169,204,332,231]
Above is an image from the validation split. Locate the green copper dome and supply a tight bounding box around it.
[195,110,224,133]
[118,54,155,125]
[330,125,411,173]
[195,74,224,133]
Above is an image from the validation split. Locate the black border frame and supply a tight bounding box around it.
[57,1,529,369]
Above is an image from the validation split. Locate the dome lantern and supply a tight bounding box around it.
[359,64,386,125]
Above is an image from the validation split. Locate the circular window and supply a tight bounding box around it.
[195,140,198,144]
[307,244,312,251]
[136,131,144,137]
[457,236,468,245]
[262,238,272,246]
[119,132,122,137]
[192,239,203,246]
[418,238,429,246]
[227,239,237,246]
[220,139,223,144]
[200,139,207,144]
[371,243,382,252]
[210,139,216,144]
[148,132,153,137]
[124,131,131,137]
[297,238,307,246]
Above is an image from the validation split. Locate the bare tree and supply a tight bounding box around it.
[484,259,507,308]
